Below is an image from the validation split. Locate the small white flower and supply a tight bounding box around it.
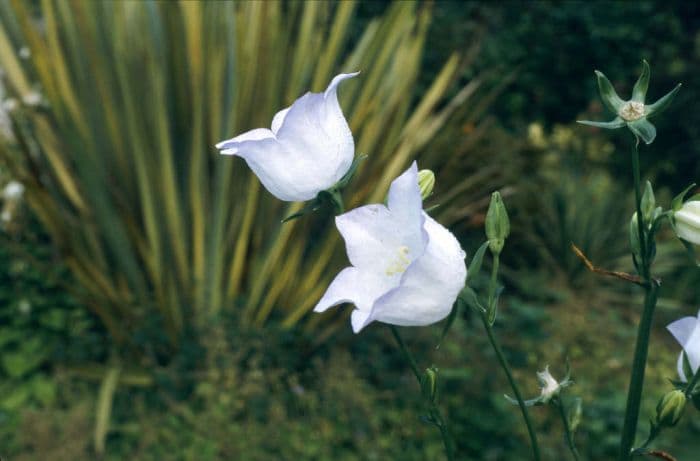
[216,72,359,202]
[2,180,24,201]
[314,162,467,333]
[674,201,700,246]
[667,310,700,382]
[537,366,560,402]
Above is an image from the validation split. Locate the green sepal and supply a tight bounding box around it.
[467,241,490,283]
[487,285,504,326]
[646,83,682,119]
[595,70,625,113]
[458,286,485,313]
[281,197,324,222]
[680,239,700,267]
[577,118,625,129]
[671,183,696,211]
[632,60,650,103]
[335,153,368,189]
[627,118,656,145]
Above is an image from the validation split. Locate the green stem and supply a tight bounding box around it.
[556,397,581,461]
[480,313,541,461]
[487,254,500,321]
[389,326,455,461]
[619,136,659,461]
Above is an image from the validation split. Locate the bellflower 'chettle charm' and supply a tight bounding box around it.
[216,72,359,202]
[578,60,681,145]
[313,162,467,333]
[667,310,700,382]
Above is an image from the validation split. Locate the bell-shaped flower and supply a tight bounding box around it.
[667,310,700,382]
[314,162,467,333]
[673,200,700,246]
[578,60,681,145]
[216,72,359,202]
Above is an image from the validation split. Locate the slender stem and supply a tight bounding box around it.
[487,254,500,315]
[480,313,541,461]
[556,397,581,461]
[619,136,660,461]
[389,325,455,461]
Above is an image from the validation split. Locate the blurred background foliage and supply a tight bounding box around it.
[0,0,699,459]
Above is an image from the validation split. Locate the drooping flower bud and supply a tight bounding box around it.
[421,367,439,404]
[485,191,510,255]
[673,200,700,246]
[417,169,435,201]
[654,390,686,428]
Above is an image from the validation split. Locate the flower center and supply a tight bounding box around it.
[618,101,645,121]
[385,245,411,276]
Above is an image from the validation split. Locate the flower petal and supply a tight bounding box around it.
[595,70,625,113]
[224,137,326,201]
[668,313,700,374]
[577,118,626,129]
[366,213,467,328]
[313,266,396,333]
[631,60,650,103]
[271,107,290,135]
[335,163,426,273]
[646,83,682,119]
[677,352,688,383]
[627,118,656,145]
[216,128,275,153]
[276,72,359,188]
[675,202,700,245]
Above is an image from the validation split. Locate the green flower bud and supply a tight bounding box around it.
[629,212,642,258]
[421,367,439,403]
[417,170,435,201]
[655,390,686,428]
[641,181,656,224]
[485,191,510,255]
[568,397,583,434]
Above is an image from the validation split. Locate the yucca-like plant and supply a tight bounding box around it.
[0,0,502,354]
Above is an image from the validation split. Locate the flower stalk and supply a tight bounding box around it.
[555,397,581,461]
[389,326,455,461]
[480,311,541,461]
[619,137,661,461]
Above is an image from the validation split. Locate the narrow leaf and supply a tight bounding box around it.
[436,299,460,349]
[671,183,696,211]
[94,367,121,456]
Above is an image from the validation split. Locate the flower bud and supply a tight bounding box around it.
[674,200,700,245]
[629,212,642,258]
[421,367,439,403]
[655,390,686,428]
[417,169,435,201]
[568,397,583,433]
[641,181,656,224]
[485,191,510,255]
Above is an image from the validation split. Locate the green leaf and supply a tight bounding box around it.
[646,83,682,119]
[594,70,625,113]
[95,367,121,456]
[467,241,490,282]
[577,118,625,129]
[632,60,650,103]
[627,118,656,145]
